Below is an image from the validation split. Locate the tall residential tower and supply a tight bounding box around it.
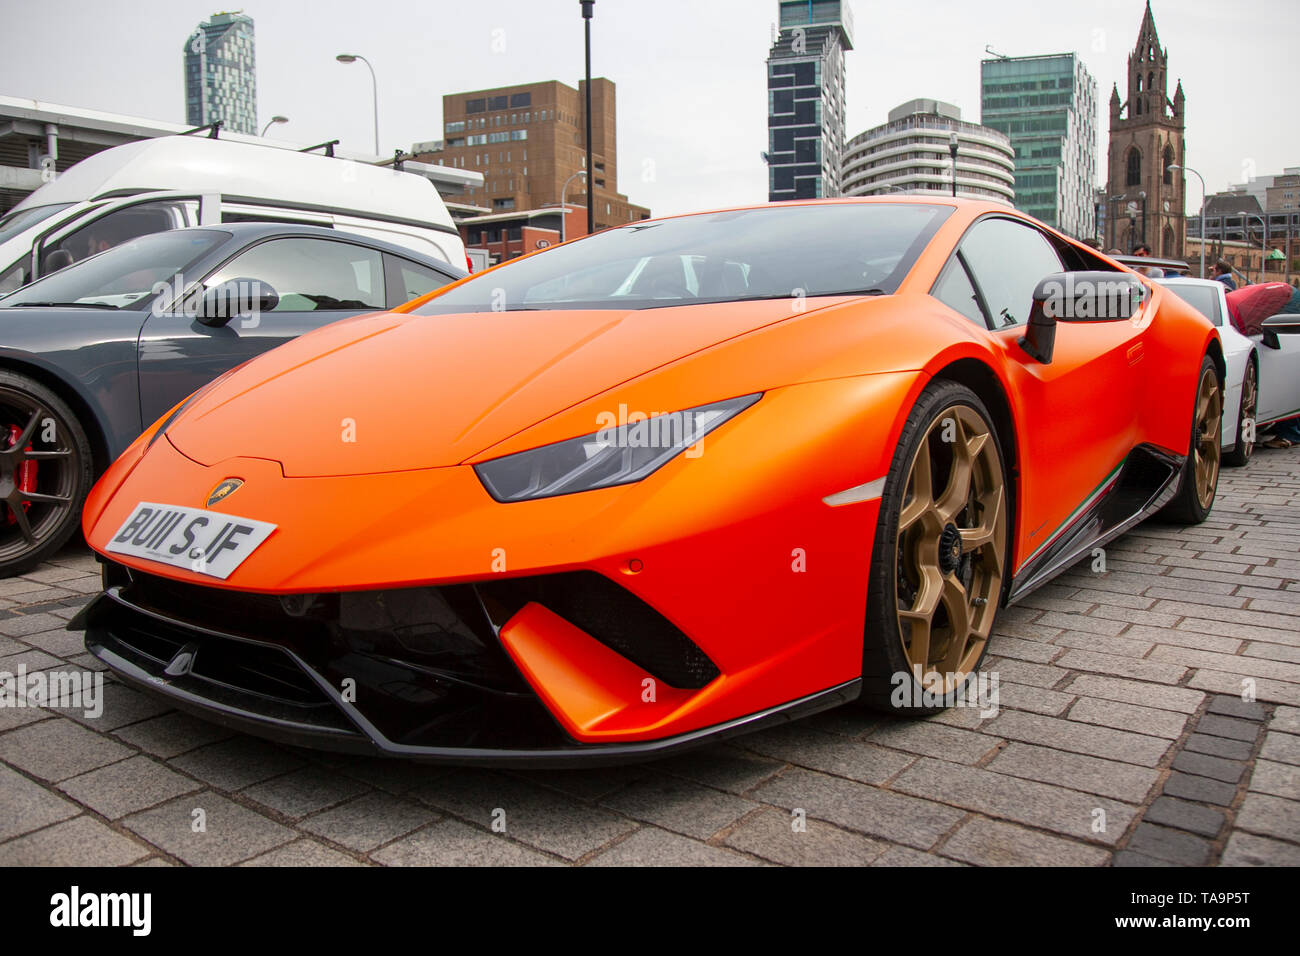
[981,51,1097,238]
[766,1,853,201]
[184,11,257,136]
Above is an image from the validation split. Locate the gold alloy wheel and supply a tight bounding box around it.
[1193,367,1222,510]
[895,405,1007,694]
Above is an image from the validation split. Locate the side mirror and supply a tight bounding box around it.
[1019,271,1147,365]
[196,278,278,327]
[1260,314,1300,350]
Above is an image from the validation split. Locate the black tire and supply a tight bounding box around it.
[859,380,1009,714]
[1223,359,1256,468]
[1159,354,1222,524]
[0,370,94,577]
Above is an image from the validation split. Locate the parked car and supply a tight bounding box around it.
[0,222,463,575]
[0,135,467,294]
[74,198,1223,764]
[1156,277,1257,465]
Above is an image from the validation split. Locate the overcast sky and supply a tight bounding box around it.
[2,0,1296,217]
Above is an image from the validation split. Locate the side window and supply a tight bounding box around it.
[203,238,385,312]
[958,218,1063,329]
[392,257,453,304]
[932,258,988,328]
[37,200,194,275]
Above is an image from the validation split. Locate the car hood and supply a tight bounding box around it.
[165,297,857,477]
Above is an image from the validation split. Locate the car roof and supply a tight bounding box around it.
[198,222,465,275]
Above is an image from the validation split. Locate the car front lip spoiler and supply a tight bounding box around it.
[75,589,861,768]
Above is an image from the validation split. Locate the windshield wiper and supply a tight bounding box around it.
[2,301,121,310]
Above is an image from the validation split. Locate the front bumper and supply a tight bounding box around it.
[72,563,859,766]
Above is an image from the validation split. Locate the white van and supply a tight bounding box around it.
[0,136,467,293]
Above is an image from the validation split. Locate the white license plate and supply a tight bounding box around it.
[105,501,277,580]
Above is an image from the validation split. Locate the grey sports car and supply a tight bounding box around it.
[0,222,464,575]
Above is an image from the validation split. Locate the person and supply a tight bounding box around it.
[1264,416,1300,449]
[1132,243,1152,256]
[1106,248,1124,257]
[1212,259,1237,292]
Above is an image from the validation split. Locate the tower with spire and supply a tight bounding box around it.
[1105,2,1186,257]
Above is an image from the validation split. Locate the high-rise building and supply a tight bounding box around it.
[418,79,649,234]
[183,12,257,136]
[842,99,1015,204]
[981,51,1097,238]
[765,0,853,201]
[1104,2,1186,257]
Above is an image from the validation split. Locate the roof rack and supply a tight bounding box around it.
[299,139,340,157]
[179,120,223,139]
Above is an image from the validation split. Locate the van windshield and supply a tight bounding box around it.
[0,229,229,310]
[0,203,75,247]
[414,203,952,313]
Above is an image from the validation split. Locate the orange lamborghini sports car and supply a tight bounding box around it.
[72,199,1223,764]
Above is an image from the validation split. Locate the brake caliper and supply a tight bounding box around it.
[3,424,37,525]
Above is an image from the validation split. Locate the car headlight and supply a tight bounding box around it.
[474,393,762,502]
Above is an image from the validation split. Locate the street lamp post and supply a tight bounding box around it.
[948,132,959,198]
[1169,163,1206,278]
[580,1,595,235]
[1248,214,1268,283]
[336,54,379,155]
[260,115,289,137]
[561,170,587,243]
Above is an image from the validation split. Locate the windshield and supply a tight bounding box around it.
[0,203,75,247]
[415,203,952,313]
[0,228,229,310]
[1158,281,1221,326]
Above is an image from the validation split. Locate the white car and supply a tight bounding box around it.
[1156,277,1259,465]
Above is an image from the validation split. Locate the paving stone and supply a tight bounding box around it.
[739,725,915,785]
[983,658,1068,688]
[1065,674,1204,713]
[1149,644,1300,683]
[1170,750,1246,784]
[240,766,371,819]
[994,680,1075,716]
[0,697,52,732]
[986,636,1063,664]
[1233,792,1300,843]
[0,648,61,673]
[1197,713,1265,742]
[1144,796,1226,838]
[53,681,172,732]
[415,769,637,860]
[1220,831,1300,866]
[1206,696,1269,721]
[1183,733,1254,761]
[300,791,437,853]
[1067,697,1189,740]
[1187,670,1300,707]
[940,815,1109,866]
[0,613,68,637]
[983,710,1170,767]
[870,844,968,866]
[599,773,756,840]
[1036,611,1129,636]
[241,838,364,866]
[168,736,304,790]
[1259,731,1300,767]
[1161,771,1239,807]
[0,814,149,866]
[1246,759,1299,800]
[1112,849,1176,866]
[0,717,132,783]
[58,754,201,819]
[1055,649,1187,685]
[891,757,1134,845]
[123,792,296,866]
[866,718,1001,764]
[655,745,784,795]
[585,827,758,867]
[0,762,80,842]
[722,806,886,866]
[506,765,649,802]
[752,767,965,850]
[1273,706,1300,735]
[986,742,1160,803]
[1053,630,1156,659]
[112,711,232,758]
[1126,822,1213,865]
[15,626,87,658]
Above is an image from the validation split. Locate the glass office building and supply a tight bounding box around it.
[766,1,854,201]
[184,12,258,136]
[980,53,1097,238]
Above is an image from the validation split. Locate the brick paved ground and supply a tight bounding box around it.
[1,448,1297,866]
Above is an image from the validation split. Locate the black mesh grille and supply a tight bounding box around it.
[479,571,721,689]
